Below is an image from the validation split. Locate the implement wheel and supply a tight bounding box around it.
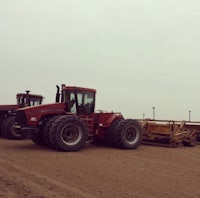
[49,115,87,151]
[114,119,143,149]
[182,133,196,147]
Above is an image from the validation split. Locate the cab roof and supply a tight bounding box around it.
[16,93,43,98]
[64,86,96,93]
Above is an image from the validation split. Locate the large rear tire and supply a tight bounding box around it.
[114,119,143,149]
[105,119,123,146]
[49,115,87,151]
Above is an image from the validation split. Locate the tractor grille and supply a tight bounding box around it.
[15,110,27,126]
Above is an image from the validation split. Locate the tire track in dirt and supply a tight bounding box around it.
[0,158,96,198]
[177,148,200,162]
[0,183,17,198]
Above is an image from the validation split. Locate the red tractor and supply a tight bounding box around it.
[0,91,43,139]
[14,85,143,151]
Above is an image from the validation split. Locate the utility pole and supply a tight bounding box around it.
[152,106,155,120]
[188,110,191,122]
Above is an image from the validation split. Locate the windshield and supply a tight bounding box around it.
[29,97,43,106]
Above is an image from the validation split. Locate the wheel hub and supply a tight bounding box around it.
[61,125,82,146]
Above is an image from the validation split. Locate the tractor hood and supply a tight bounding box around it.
[0,104,19,111]
[19,102,66,113]
[15,103,66,126]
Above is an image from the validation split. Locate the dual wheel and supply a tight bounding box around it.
[31,115,87,151]
[105,119,143,149]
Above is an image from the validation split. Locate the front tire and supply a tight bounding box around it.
[42,116,60,147]
[1,117,10,137]
[31,121,46,146]
[4,116,24,140]
[31,133,45,146]
[49,115,87,151]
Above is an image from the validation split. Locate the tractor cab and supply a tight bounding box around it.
[17,91,43,108]
[56,85,96,115]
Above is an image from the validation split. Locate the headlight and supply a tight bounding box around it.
[30,117,37,122]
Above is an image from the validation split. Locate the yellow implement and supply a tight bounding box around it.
[138,119,196,147]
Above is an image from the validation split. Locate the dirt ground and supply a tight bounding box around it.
[0,138,200,198]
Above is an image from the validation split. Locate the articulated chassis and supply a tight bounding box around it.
[138,119,197,147]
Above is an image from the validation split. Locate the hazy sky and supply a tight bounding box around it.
[1,0,200,121]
